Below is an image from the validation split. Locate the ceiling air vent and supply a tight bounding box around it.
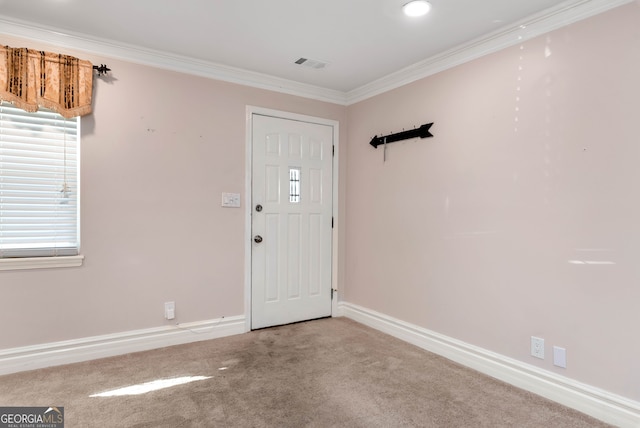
[294,57,328,70]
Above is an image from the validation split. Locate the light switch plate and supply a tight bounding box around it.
[221,192,241,208]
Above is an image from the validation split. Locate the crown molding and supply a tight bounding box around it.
[345,0,634,104]
[0,0,632,107]
[0,15,348,105]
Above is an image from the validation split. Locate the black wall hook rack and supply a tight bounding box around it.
[92,64,111,75]
[370,122,434,148]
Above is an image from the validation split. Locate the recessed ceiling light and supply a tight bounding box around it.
[403,0,431,17]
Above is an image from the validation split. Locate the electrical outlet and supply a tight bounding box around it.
[531,336,545,359]
[164,301,175,320]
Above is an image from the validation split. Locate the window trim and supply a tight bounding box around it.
[0,255,84,271]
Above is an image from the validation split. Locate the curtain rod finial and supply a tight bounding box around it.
[93,64,111,75]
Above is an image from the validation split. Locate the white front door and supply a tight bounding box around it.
[251,113,333,329]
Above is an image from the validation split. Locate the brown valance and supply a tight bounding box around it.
[0,46,93,119]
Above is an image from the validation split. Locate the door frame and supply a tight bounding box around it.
[244,106,340,332]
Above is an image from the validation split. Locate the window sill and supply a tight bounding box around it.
[0,255,84,271]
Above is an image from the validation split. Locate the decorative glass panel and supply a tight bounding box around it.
[289,168,301,203]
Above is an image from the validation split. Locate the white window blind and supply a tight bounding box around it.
[0,101,80,258]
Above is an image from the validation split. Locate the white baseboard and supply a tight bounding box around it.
[338,302,640,428]
[0,315,245,376]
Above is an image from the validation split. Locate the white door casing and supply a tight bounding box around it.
[250,112,334,330]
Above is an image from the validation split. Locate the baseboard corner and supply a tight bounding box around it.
[338,301,640,428]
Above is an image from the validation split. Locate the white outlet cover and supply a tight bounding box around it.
[531,336,545,359]
[553,346,567,368]
[164,301,175,320]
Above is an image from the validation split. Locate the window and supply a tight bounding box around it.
[0,101,80,259]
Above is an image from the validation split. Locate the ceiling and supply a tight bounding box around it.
[0,0,621,102]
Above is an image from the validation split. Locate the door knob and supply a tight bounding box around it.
[254,235,263,243]
[255,204,263,212]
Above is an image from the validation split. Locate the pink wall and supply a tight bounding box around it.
[1,1,639,405]
[345,4,640,400]
[0,35,347,348]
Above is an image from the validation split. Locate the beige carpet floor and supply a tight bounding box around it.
[0,317,612,427]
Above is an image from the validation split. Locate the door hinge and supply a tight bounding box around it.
[332,145,335,157]
[331,217,334,229]
[331,288,335,300]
